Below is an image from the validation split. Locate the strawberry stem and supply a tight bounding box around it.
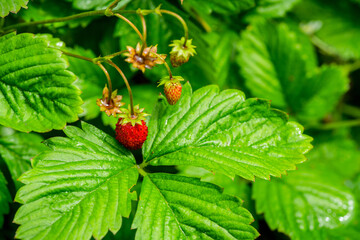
[97,63,113,105]
[160,10,189,46]
[60,49,94,63]
[153,52,173,79]
[137,165,148,177]
[114,13,145,46]
[139,13,147,54]
[105,0,121,15]
[107,60,135,116]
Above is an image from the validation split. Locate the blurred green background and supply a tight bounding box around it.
[1,0,360,239]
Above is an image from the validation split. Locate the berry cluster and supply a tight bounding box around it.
[94,6,196,150]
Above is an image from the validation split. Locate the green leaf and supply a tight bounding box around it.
[0,127,47,189]
[253,166,357,240]
[293,65,349,122]
[71,0,130,10]
[237,20,349,122]
[183,0,255,14]
[132,173,259,240]
[204,31,239,88]
[0,171,11,228]
[143,83,312,181]
[293,0,360,60]
[14,122,138,240]
[0,32,82,132]
[0,0,28,17]
[255,0,301,17]
[306,134,360,180]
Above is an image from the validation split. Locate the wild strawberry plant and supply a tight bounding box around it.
[0,0,360,240]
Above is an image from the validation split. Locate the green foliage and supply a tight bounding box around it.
[14,122,138,240]
[0,33,82,132]
[0,127,47,189]
[143,83,312,180]
[253,166,356,239]
[1,0,360,239]
[293,0,360,60]
[238,20,349,123]
[0,172,11,227]
[18,0,93,28]
[133,173,259,239]
[66,46,104,120]
[0,0,28,17]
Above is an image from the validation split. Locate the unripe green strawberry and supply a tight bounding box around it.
[158,76,184,105]
[115,105,149,150]
[169,37,196,67]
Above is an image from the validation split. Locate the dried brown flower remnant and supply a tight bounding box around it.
[124,42,166,72]
[96,85,125,117]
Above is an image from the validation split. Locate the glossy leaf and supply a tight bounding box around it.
[0,172,11,228]
[293,0,360,59]
[14,122,138,240]
[143,83,312,181]
[238,21,349,122]
[0,127,47,189]
[253,166,356,240]
[132,173,259,240]
[0,0,28,17]
[0,33,82,132]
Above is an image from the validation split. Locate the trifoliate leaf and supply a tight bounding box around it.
[0,127,47,189]
[143,83,312,181]
[132,173,259,240]
[0,32,82,132]
[0,0,28,17]
[0,171,11,228]
[14,122,138,240]
[293,0,360,60]
[237,20,349,122]
[253,166,356,240]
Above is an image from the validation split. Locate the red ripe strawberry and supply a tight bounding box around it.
[116,120,148,150]
[115,105,149,150]
[158,76,184,105]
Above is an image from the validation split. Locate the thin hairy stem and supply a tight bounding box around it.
[97,63,113,105]
[160,10,189,44]
[106,60,134,116]
[114,13,144,45]
[139,13,147,53]
[2,9,138,31]
[61,50,94,63]
[107,0,121,12]
[153,52,172,78]
[103,50,128,59]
